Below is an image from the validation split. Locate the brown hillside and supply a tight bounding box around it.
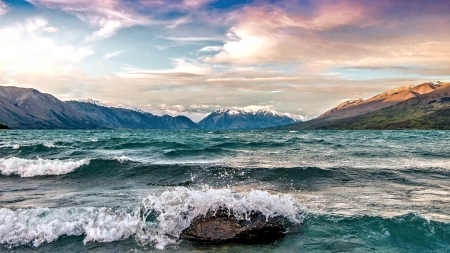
[318,81,448,119]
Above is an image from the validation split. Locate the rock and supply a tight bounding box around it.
[180,207,293,243]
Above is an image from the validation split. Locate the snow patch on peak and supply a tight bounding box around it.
[213,106,302,120]
[216,106,281,116]
[429,81,443,86]
[76,99,107,107]
[114,104,146,114]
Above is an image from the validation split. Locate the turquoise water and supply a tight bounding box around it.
[0,130,449,252]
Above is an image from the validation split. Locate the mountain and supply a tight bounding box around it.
[278,81,450,130]
[198,106,298,130]
[0,86,97,129]
[318,81,446,119]
[65,100,199,129]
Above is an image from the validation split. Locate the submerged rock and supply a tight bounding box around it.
[180,207,294,243]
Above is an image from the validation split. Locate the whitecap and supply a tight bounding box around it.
[0,207,140,247]
[113,155,133,163]
[0,157,90,177]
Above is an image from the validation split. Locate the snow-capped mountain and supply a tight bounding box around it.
[198,106,299,130]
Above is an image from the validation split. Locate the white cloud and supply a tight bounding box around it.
[104,50,126,59]
[86,19,123,41]
[0,17,93,78]
[199,46,222,52]
[121,59,213,77]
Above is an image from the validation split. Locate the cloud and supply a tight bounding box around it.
[201,0,450,69]
[27,0,220,40]
[122,58,213,77]
[104,50,126,59]
[199,46,222,52]
[183,0,214,8]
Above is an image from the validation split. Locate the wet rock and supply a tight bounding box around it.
[180,207,293,243]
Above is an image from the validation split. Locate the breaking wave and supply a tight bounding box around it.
[0,188,303,249]
[0,157,90,177]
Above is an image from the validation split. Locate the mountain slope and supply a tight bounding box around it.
[198,106,298,130]
[278,82,450,130]
[318,81,446,119]
[65,101,199,129]
[0,86,96,129]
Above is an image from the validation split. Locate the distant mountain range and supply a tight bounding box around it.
[0,86,298,130]
[198,106,298,130]
[66,100,198,129]
[279,81,450,130]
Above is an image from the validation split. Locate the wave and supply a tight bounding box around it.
[0,188,302,249]
[0,157,90,177]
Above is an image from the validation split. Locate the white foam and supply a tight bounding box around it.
[12,144,20,149]
[0,207,140,247]
[0,157,90,177]
[44,142,56,148]
[113,155,133,163]
[0,188,303,249]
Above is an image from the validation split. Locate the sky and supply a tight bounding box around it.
[1,0,450,121]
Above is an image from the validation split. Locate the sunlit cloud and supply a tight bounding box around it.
[203,0,450,70]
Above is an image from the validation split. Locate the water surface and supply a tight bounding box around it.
[1,130,449,252]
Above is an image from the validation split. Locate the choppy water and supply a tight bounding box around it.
[0,130,449,252]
